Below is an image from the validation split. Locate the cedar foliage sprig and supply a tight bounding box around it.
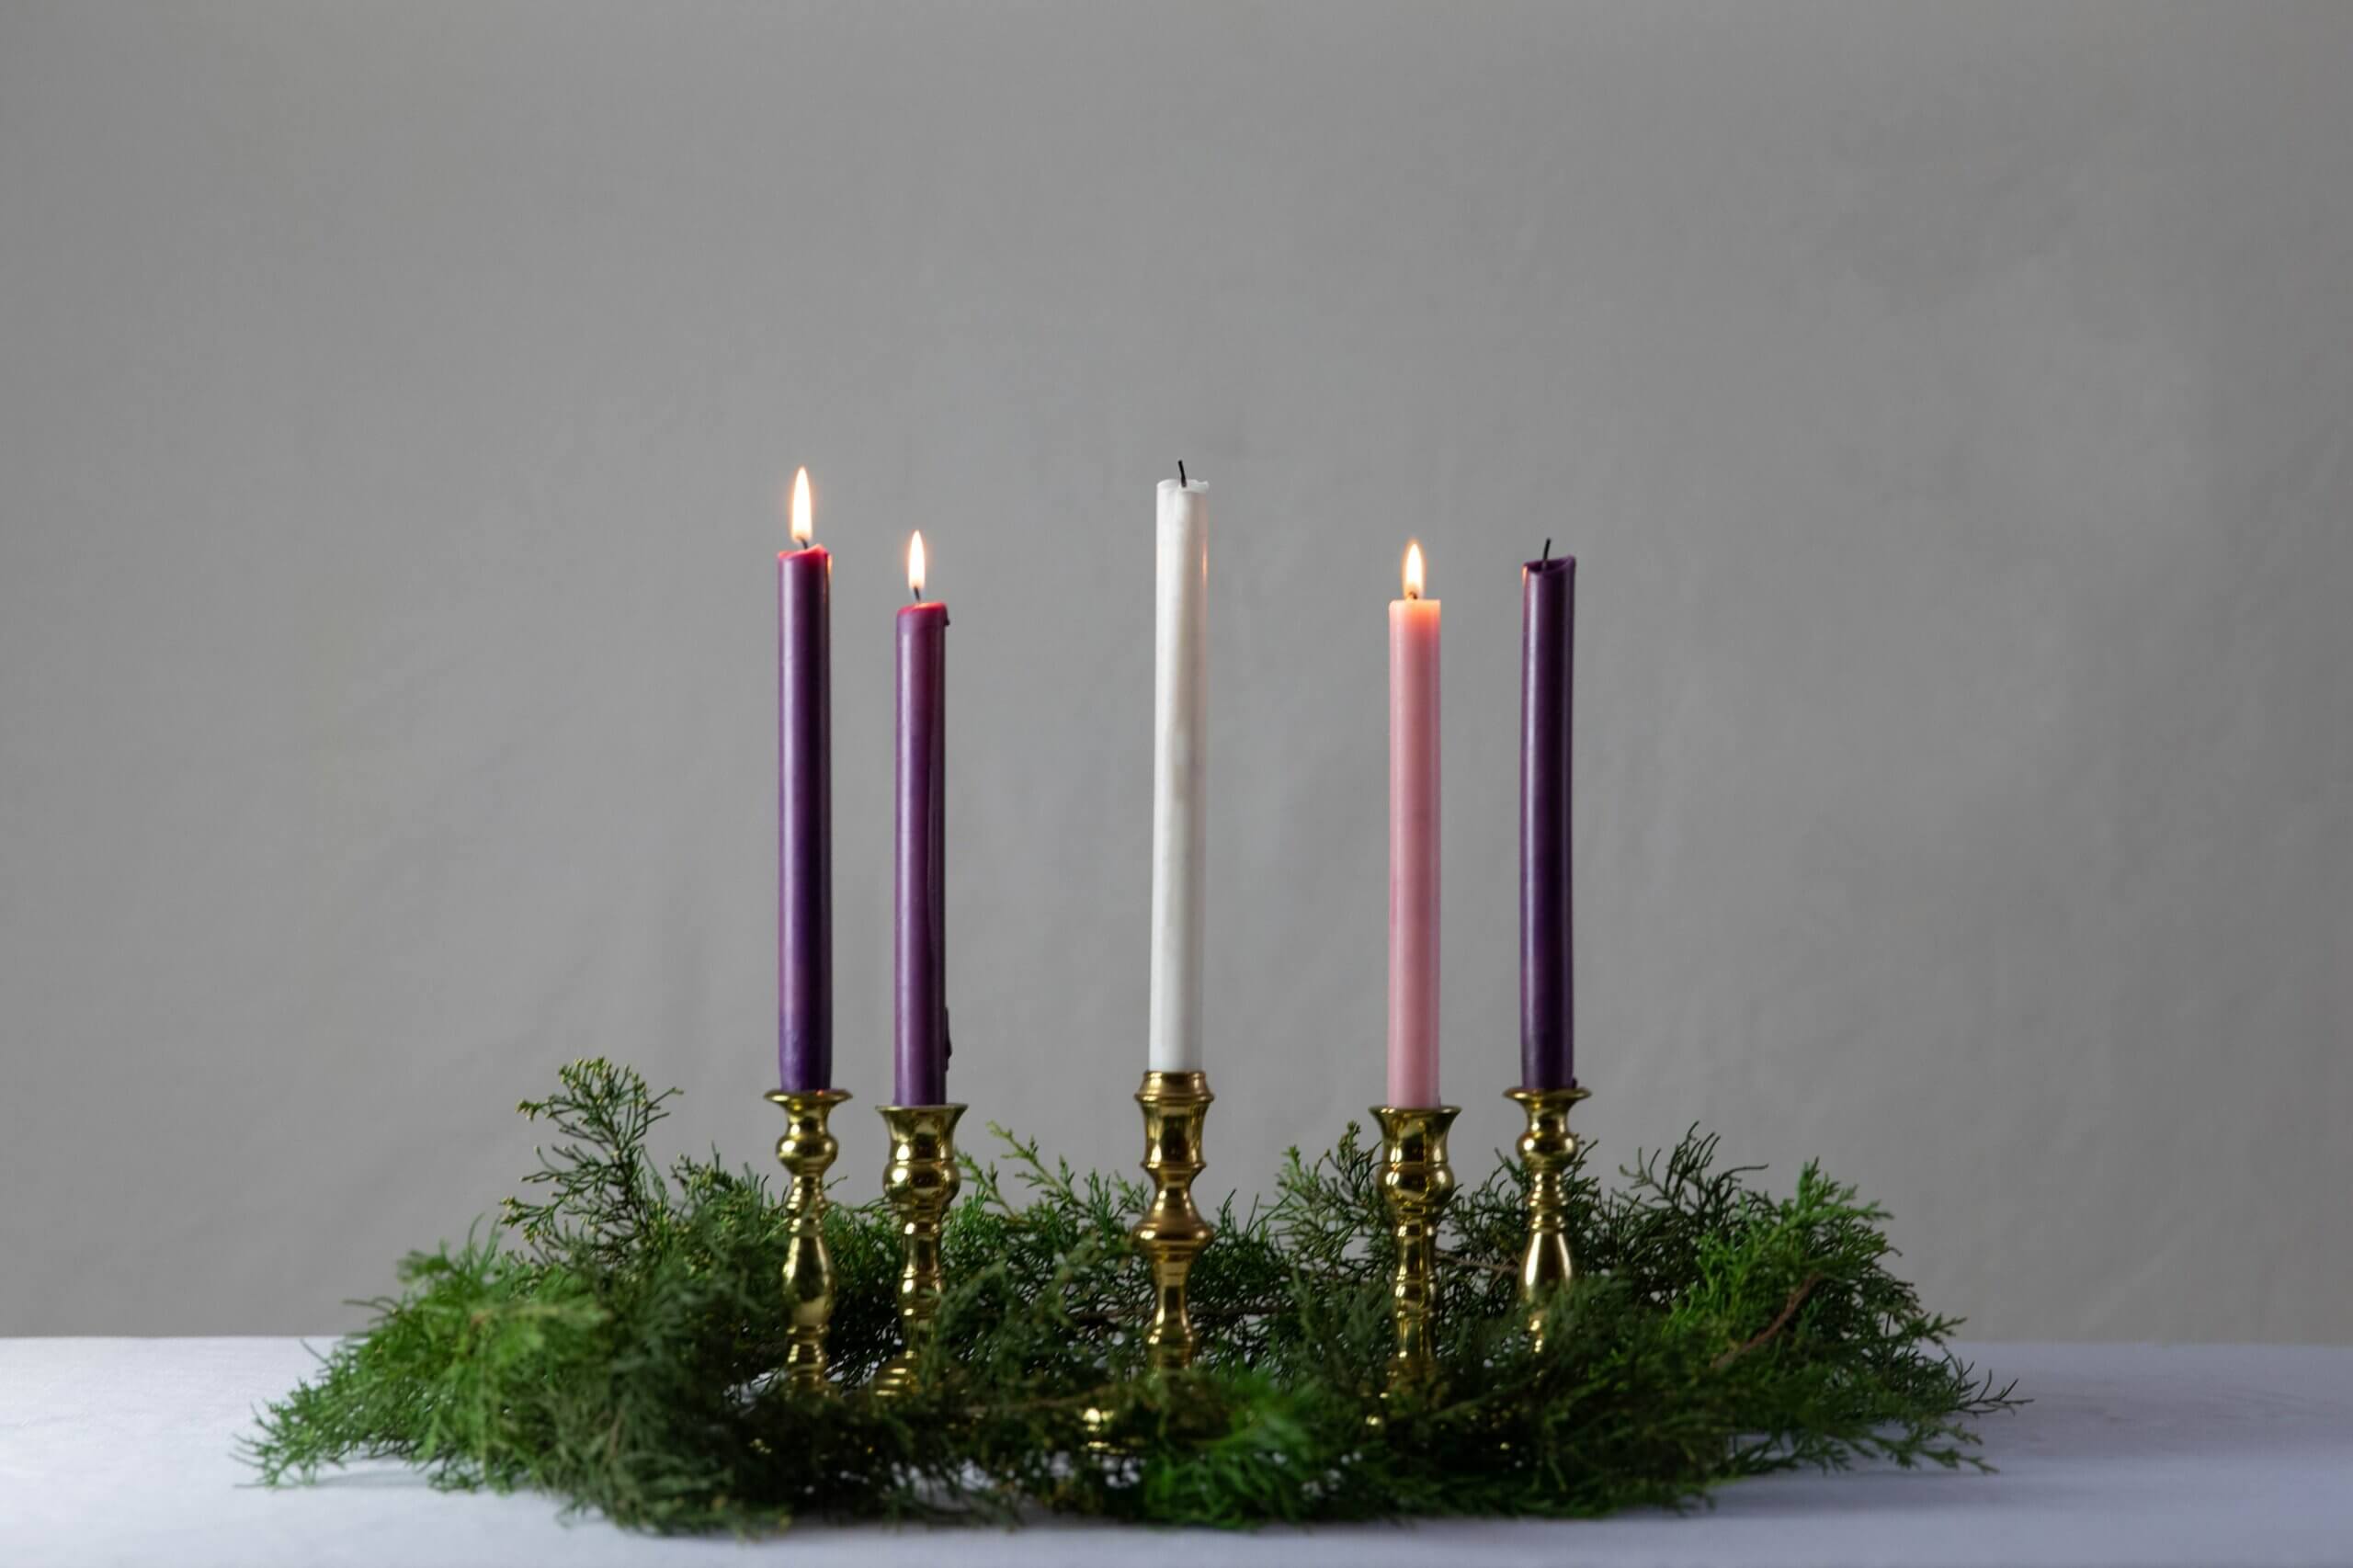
[245,1059,2014,1532]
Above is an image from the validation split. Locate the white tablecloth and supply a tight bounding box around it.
[3,1339,2348,1567]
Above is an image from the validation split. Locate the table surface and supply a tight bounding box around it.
[3,1339,2348,1567]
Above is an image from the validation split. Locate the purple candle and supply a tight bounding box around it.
[893,533,949,1105]
[1519,549,1574,1090]
[778,468,833,1092]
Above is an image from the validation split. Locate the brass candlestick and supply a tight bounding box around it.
[765,1086,851,1393]
[872,1103,965,1398]
[1372,1105,1461,1394]
[1506,1085,1589,1352]
[1131,1069,1215,1370]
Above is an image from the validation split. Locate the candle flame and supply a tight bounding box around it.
[907,530,926,600]
[788,467,813,546]
[1403,540,1426,600]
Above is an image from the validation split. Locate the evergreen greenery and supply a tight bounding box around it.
[246,1059,2015,1532]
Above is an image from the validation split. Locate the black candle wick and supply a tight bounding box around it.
[1540,537,1552,564]
[1178,460,1188,488]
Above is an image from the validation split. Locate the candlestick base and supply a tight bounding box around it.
[1131,1070,1215,1370]
[1506,1085,1589,1354]
[1372,1105,1460,1400]
[765,1086,851,1394]
[871,1103,965,1399]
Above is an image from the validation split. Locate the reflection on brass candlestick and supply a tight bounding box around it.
[872,1103,965,1398]
[766,1087,851,1393]
[1506,1085,1589,1353]
[1131,1070,1214,1370]
[1372,1105,1460,1394]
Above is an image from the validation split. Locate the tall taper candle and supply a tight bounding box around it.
[1519,549,1574,1090]
[1149,472,1208,1073]
[1389,541,1441,1107]
[894,532,949,1105]
[778,468,833,1092]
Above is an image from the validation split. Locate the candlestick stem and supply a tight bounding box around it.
[1131,1070,1215,1370]
[1373,1105,1460,1396]
[872,1103,965,1398]
[766,1087,850,1393]
[1506,1085,1589,1353]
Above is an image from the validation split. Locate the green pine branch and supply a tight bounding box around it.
[244,1058,2017,1533]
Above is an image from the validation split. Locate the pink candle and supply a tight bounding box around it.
[1388,541,1441,1108]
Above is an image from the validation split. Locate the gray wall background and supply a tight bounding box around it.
[2,1,2347,1341]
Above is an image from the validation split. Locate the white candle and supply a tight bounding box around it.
[1148,474,1208,1073]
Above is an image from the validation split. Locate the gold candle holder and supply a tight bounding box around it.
[765,1086,851,1393]
[1372,1105,1461,1393]
[871,1102,965,1398]
[1506,1085,1589,1351]
[1131,1069,1215,1370]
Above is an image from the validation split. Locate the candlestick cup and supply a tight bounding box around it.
[1372,1105,1460,1397]
[1506,1085,1589,1353]
[872,1103,965,1397]
[766,1086,851,1392]
[1131,1070,1215,1370]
